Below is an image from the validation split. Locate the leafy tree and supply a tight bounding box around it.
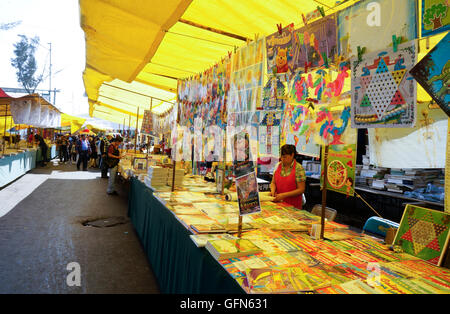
[423,3,448,30]
[10,35,43,94]
[0,21,21,31]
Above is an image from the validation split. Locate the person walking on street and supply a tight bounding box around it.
[100,134,112,178]
[88,136,98,168]
[76,134,91,171]
[60,135,69,163]
[106,137,123,195]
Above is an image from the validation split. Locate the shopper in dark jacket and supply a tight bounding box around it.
[76,134,91,171]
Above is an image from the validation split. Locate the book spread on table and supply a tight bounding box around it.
[205,238,262,260]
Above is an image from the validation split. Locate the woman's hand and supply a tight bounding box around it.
[273,193,286,202]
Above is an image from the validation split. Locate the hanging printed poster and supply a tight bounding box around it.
[140,110,153,135]
[337,0,417,60]
[351,40,417,128]
[393,204,450,266]
[193,117,204,162]
[236,171,261,216]
[10,99,31,125]
[292,14,337,71]
[261,75,287,111]
[422,0,450,37]
[281,65,351,156]
[266,23,295,75]
[281,102,320,158]
[410,32,450,117]
[257,111,281,157]
[228,37,265,127]
[232,130,255,178]
[320,112,357,197]
[38,105,50,128]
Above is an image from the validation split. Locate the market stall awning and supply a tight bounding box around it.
[79,0,192,99]
[61,113,86,134]
[80,0,342,124]
[88,78,176,129]
[81,0,444,126]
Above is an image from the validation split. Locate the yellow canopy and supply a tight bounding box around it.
[81,0,446,126]
[61,113,86,134]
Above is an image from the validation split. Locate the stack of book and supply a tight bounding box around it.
[167,168,185,187]
[145,166,169,187]
[383,169,442,193]
[205,238,262,260]
[371,179,386,190]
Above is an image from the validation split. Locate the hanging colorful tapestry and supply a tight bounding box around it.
[140,110,153,135]
[228,37,265,127]
[393,204,450,266]
[320,112,357,197]
[422,0,450,37]
[351,40,417,128]
[292,14,337,71]
[337,0,417,60]
[257,111,281,157]
[266,23,295,75]
[410,32,450,117]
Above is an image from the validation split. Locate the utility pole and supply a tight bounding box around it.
[48,42,52,103]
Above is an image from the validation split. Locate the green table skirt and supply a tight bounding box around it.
[128,178,245,294]
[0,150,37,188]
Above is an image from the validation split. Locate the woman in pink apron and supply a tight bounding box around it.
[270,145,306,209]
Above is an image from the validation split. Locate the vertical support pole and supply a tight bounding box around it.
[237,215,243,238]
[3,104,7,154]
[171,160,176,192]
[134,107,139,154]
[320,145,329,240]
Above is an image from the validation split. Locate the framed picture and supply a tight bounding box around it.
[133,157,148,172]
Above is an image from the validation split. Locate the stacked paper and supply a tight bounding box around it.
[167,169,185,187]
[146,166,169,187]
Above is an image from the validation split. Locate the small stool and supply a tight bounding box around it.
[311,204,337,221]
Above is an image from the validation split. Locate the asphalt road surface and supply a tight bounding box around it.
[0,160,160,294]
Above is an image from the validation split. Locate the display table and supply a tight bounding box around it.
[36,144,57,163]
[128,177,245,294]
[0,149,37,188]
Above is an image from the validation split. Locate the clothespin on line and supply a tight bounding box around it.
[301,13,308,26]
[317,6,325,17]
[277,23,283,35]
[357,46,366,62]
[392,35,402,52]
[305,61,312,74]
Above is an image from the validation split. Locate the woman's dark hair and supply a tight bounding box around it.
[280,144,297,156]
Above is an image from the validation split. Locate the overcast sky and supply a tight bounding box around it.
[0,0,88,116]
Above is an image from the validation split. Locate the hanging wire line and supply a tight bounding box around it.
[165,30,237,47]
[150,62,197,75]
[350,186,384,218]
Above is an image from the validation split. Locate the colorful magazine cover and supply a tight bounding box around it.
[236,171,261,216]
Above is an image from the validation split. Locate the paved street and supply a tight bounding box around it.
[0,161,160,293]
